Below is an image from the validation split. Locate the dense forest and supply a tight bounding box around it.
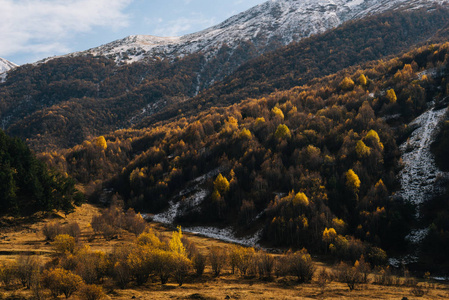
[0,130,82,216]
[1,7,449,152]
[38,41,449,271]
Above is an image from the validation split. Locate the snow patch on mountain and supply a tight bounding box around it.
[398,104,448,208]
[0,57,18,82]
[67,0,449,65]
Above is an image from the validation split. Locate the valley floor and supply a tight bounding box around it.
[1,204,448,299]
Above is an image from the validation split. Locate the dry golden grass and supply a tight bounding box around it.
[0,204,448,299]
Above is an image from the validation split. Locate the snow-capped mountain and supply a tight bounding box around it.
[0,57,17,73]
[72,0,449,64]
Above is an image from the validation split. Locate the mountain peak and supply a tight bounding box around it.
[0,57,17,73]
[0,57,18,82]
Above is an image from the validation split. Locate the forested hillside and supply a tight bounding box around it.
[141,7,449,127]
[0,130,82,216]
[1,7,449,152]
[39,41,449,267]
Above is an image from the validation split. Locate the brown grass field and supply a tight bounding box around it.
[1,204,448,299]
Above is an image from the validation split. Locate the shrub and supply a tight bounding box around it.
[127,245,153,285]
[79,284,105,300]
[43,222,81,241]
[0,262,17,287]
[229,246,256,276]
[209,246,227,277]
[75,247,108,284]
[52,234,76,255]
[112,261,131,289]
[64,222,81,241]
[286,249,315,283]
[192,253,206,277]
[16,255,40,289]
[124,208,147,236]
[42,268,83,298]
[137,229,163,248]
[151,249,176,284]
[317,268,332,292]
[355,255,371,284]
[173,254,192,286]
[110,245,132,289]
[334,262,362,291]
[42,222,62,241]
[256,251,275,279]
[90,215,117,240]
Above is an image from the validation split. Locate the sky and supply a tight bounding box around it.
[0,0,266,65]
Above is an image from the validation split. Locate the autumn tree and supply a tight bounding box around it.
[271,106,285,120]
[275,124,291,139]
[52,234,76,255]
[42,268,83,299]
[356,140,371,158]
[209,246,227,277]
[285,249,315,283]
[340,77,355,90]
[79,284,105,300]
[345,169,361,197]
[95,136,108,150]
[386,89,397,103]
[293,192,309,207]
[214,174,230,195]
[169,226,186,256]
[358,74,367,86]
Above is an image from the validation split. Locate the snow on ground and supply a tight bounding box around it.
[152,168,220,224]
[152,190,209,224]
[183,226,263,247]
[398,105,448,208]
[405,228,430,244]
[390,102,448,266]
[150,167,262,247]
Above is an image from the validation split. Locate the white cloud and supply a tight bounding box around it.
[0,0,132,57]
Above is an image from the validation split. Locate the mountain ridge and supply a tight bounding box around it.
[53,0,449,66]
